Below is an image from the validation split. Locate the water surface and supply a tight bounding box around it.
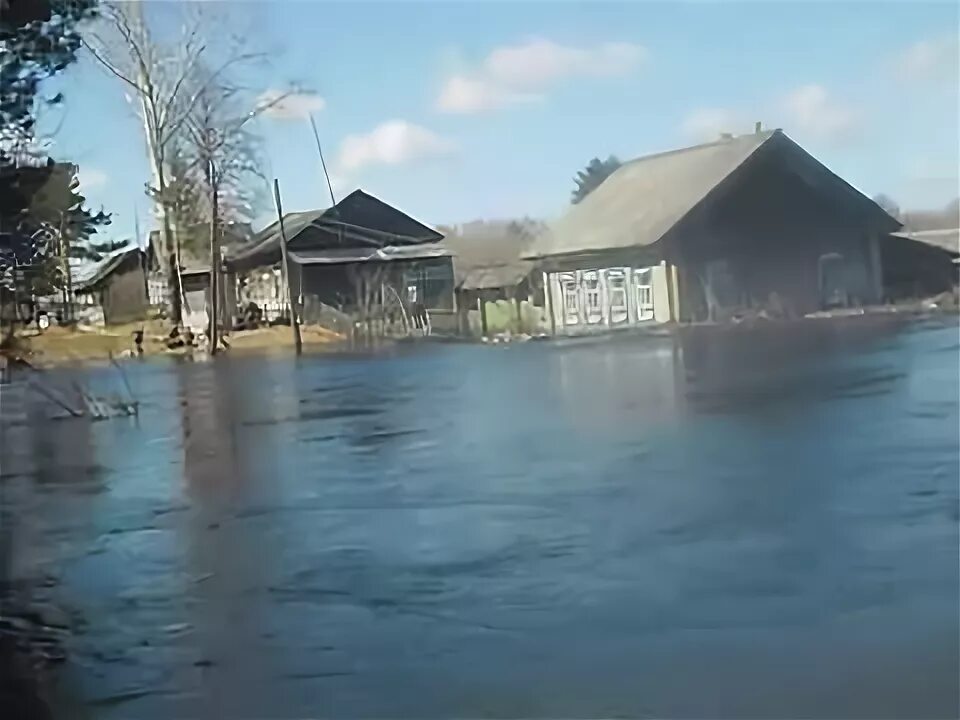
[2,317,958,718]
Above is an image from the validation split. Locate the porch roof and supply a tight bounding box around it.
[891,228,959,255]
[288,243,450,266]
[458,263,533,291]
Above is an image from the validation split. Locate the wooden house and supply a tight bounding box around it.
[226,190,454,329]
[525,128,899,334]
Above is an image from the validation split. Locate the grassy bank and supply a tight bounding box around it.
[4,321,344,366]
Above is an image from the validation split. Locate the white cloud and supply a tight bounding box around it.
[780,84,856,141]
[680,107,743,141]
[677,84,855,144]
[257,90,326,120]
[437,38,646,114]
[337,120,455,173]
[894,35,959,84]
[77,168,108,192]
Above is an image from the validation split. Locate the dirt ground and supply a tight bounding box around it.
[224,324,343,352]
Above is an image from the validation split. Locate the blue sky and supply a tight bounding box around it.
[41,0,959,245]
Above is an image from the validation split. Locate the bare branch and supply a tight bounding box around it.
[160,51,266,148]
[156,27,206,129]
[81,38,141,93]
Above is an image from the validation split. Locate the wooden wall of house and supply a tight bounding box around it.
[101,255,148,325]
[880,236,958,300]
[669,153,886,322]
[298,258,455,314]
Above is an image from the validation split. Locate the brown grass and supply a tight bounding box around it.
[8,321,344,365]
[12,321,168,364]
[225,324,344,353]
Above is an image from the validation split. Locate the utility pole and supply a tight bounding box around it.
[273,178,302,356]
[58,212,70,321]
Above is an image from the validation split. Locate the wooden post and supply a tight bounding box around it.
[514,292,523,333]
[273,178,303,356]
[208,160,220,354]
[58,212,70,322]
[479,295,488,337]
[670,264,681,322]
[544,271,556,335]
[867,232,884,304]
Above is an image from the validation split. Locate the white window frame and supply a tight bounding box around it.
[559,272,580,325]
[604,268,629,324]
[634,267,654,321]
[582,270,603,324]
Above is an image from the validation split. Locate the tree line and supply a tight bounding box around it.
[872,194,959,232]
[2,0,295,327]
[1,0,118,310]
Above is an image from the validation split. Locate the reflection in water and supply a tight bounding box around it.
[0,316,957,719]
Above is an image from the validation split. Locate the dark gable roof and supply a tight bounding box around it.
[525,129,899,259]
[306,189,442,248]
[227,189,442,273]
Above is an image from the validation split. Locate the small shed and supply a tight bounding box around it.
[882,228,959,300]
[444,220,542,336]
[72,247,148,325]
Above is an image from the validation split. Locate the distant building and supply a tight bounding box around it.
[145,223,250,331]
[72,247,149,325]
[525,128,899,334]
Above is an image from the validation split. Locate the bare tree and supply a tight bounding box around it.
[872,193,901,220]
[83,2,264,325]
[178,65,290,350]
[901,197,960,232]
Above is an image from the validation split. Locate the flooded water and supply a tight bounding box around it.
[2,317,958,719]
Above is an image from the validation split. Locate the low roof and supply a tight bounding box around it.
[444,220,538,290]
[891,228,959,255]
[224,210,327,271]
[525,129,897,259]
[458,264,532,291]
[227,190,443,273]
[288,243,450,266]
[73,246,142,293]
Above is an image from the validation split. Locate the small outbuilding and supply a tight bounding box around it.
[882,228,959,300]
[72,247,149,325]
[444,220,542,336]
